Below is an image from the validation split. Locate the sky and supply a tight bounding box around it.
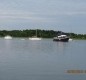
[0,0,86,34]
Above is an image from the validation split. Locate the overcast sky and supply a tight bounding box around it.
[0,0,86,34]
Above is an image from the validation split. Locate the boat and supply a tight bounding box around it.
[69,32,73,41]
[29,36,42,40]
[53,35,69,42]
[4,35,12,39]
[29,30,42,40]
[69,38,73,41]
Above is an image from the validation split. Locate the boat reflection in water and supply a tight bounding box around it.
[53,35,69,42]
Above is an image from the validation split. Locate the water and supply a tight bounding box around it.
[0,38,86,80]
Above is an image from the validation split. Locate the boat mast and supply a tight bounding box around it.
[36,29,37,37]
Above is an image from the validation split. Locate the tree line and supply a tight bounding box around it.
[0,29,86,39]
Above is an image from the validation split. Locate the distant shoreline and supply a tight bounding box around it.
[0,29,86,39]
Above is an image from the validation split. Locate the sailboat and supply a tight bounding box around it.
[29,30,42,40]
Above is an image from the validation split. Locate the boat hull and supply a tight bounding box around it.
[53,38,69,42]
[29,38,42,40]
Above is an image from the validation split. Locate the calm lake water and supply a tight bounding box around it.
[0,38,86,80]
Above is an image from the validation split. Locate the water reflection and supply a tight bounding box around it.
[4,39,12,49]
[53,42,69,54]
[0,39,86,80]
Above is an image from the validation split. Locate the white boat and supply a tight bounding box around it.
[29,36,42,40]
[69,38,73,41]
[69,32,73,41]
[4,35,12,39]
[29,30,42,40]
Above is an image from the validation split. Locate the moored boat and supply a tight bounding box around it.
[69,38,73,41]
[4,35,12,39]
[29,36,42,40]
[53,35,69,42]
[29,29,42,40]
